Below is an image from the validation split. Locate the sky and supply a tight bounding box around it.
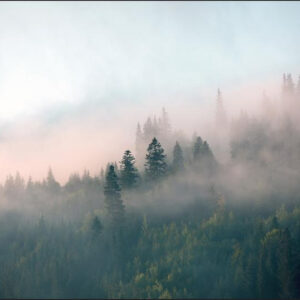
[0,1,299,182]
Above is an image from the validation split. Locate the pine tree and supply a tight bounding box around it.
[172,141,184,173]
[136,122,143,142]
[202,141,214,160]
[135,122,143,154]
[193,137,217,172]
[160,107,171,136]
[100,168,105,182]
[193,136,203,161]
[120,150,139,189]
[143,117,153,140]
[46,167,60,193]
[144,137,168,182]
[286,74,294,95]
[104,165,125,229]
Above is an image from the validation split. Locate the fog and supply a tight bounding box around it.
[1,2,300,299]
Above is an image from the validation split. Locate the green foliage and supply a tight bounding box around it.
[104,165,125,230]
[1,203,300,298]
[144,138,168,182]
[120,150,139,189]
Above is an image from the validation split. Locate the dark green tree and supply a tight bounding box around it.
[104,165,125,229]
[120,150,139,189]
[172,141,184,173]
[144,137,168,182]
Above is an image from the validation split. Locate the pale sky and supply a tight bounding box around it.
[0,1,299,182]
[0,1,299,120]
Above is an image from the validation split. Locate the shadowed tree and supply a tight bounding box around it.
[172,141,184,173]
[193,136,203,161]
[144,137,168,182]
[120,150,139,189]
[104,165,125,230]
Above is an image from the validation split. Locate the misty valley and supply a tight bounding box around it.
[0,75,300,299]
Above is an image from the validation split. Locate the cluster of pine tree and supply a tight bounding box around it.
[103,135,216,234]
[1,76,300,298]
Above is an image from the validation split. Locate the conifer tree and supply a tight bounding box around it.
[143,117,153,140]
[100,168,105,182]
[202,141,214,160]
[136,122,142,142]
[135,123,143,154]
[286,73,294,95]
[160,107,171,136]
[120,150,139,189]
[193,136,203,161]
[144,137,168,182]
[46,167,60,193]
[104,165,125,229]
[172,141,184,173]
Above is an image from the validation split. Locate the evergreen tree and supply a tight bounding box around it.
[202,141,214,160]
[160,107,171,136]
[135,122,144,161]
[286,73,295,95]
[193,136,203,161]
[144,137,168,182]
[172,141,184,173]
[120,150,139,189]
[46,167,60,193]
[143,117,153,140]
[100,168,105,182]
[136,122,143,142]
[104,165,125,229]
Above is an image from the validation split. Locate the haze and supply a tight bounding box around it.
[0,1,299,183]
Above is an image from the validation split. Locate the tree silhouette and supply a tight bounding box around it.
[144,137,168,182]
[120,150,139,189]
[104,165,125,230]
[172,141,184,173]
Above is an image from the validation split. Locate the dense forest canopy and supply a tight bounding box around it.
[1,74,300,298]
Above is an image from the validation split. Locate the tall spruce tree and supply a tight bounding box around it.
[193,136,203,161]
[172,141,184,173]
[120,150,139,189]
[144,137,168,182]
[104,165,125,229]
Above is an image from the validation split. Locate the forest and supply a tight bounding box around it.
[0,74,300,298]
